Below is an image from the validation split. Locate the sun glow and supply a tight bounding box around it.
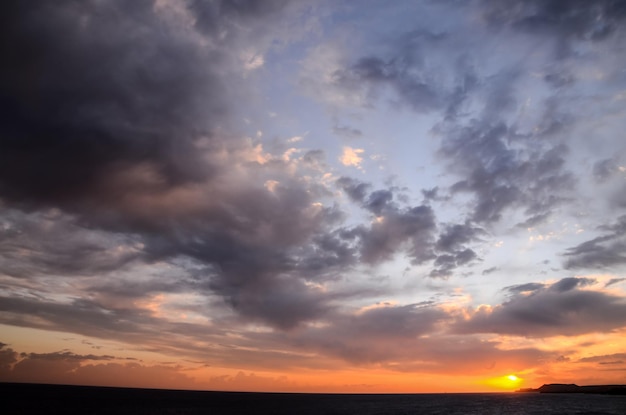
[484,374,523,390]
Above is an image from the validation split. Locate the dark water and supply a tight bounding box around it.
[2,383,625,415]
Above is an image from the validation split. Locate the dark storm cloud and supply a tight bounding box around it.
[0,0,226,208]
[454,277,626,337]
[563,215,626,269]
[0,0,368,330]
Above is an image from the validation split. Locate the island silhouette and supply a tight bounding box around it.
[517,384,626,395]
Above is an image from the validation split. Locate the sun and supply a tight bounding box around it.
[484,374,523,390]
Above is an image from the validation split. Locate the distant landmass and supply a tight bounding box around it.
[517,384,626,395]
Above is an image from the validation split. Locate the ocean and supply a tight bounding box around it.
[2,383,626,414]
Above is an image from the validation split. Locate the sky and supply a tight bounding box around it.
[1,0,626,393]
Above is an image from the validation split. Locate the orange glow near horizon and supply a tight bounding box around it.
[3,324,626,393]
[482,374,523,391]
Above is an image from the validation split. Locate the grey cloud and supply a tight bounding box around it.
[578,353,626,364]
[593,158,621,182]
[430,216,485,278]
[0,0,367,331]
[430,249,478,279]
[481,0,626,57]
[0,209,142,278]
[504,282,545,294]
[289,304,449,364]
[330,31,481,117]
[281,306,550,373]
[338,179,483,276]
[549,277,595,292]
[332,123,363,139]
[190,0,289,36]
[337,179,438,265]
[0,0,226,208]
[329,9,578,229]
[364,190,394,215]
[564,215,626,269]
[336,177,371,203]
[606,278,626,287]
[355,204,437,265]
[440,121,574,225]
[482,266,498,275]
[0,343,18,371]
[455,277,626,337]
[544,70,575,89]
[436,222,485,253]
[421,187,439,201]
[0,346,198,389]
[313,5,583,242]
[0,296,155,339]
[20,351,116,362]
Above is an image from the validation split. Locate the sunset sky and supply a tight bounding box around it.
[1,0,626,393]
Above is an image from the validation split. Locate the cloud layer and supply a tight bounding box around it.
[1,0,626,391]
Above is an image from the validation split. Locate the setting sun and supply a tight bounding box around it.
[484,375,523,391]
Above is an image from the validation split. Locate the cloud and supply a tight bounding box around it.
[0,343,197,388]
[0,209,142,278]
[578,353,626,365]
[332,121,363,139]
[564,215,626,269]
[318,5,580,229]
[336,177,372,203]
[339,146,365,168]
[439,122,574,226]
[482,267,498,276]
[606,278,626,288]
[353,205,436,265]
[454,277,626,337]
[1,0,626,390]
[0,0,367,331]
[0,343,18,371]
[592,158,621,182]
[481,0,626,58]
[0,0,226,208]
